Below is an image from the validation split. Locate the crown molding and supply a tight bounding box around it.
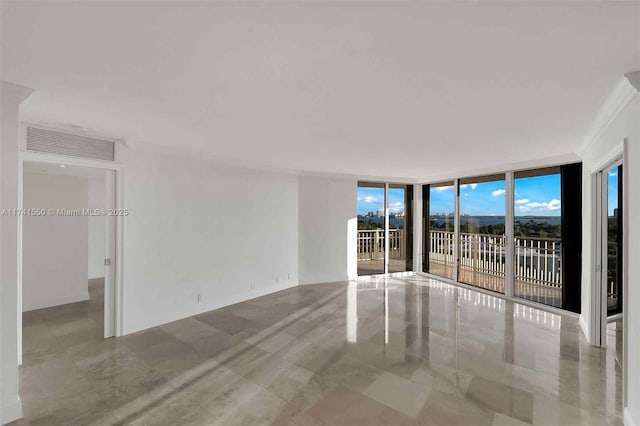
[576,73,639,158]
[625,70,640,91]
[1,80,33,104]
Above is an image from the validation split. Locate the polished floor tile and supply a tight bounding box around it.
[11,275,622,425]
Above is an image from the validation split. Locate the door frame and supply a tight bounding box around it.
[590,143,628,410]
[590,143,624,348]
[356,181,415,277]
[18,150,124,363]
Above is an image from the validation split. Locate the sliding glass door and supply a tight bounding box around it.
[424,181,455,279]
[357,182,385,276]
[513,167,562,308]
[357,182,413,276]
[388,185,412,273]
[458,174,506,293]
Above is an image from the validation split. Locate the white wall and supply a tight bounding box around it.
[298,176,357,284]
[118,148,299,334]
[22,173,89,311]
[579,89,639,425]
[88,177,105,279]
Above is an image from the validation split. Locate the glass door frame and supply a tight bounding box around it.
[356,181,387,276]
[356,181,413,277]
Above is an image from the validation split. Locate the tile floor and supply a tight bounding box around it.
[12,275,622,425]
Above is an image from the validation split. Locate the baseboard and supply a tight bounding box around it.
[1,395,22,425]
[22,289,90,312]
[625,408,638,426]
[579,314,590,343]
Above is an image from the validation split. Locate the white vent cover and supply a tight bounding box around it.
[27,127,115,161]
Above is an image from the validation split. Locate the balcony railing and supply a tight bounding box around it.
[357,229,406,261]
[357,228,563,307]
[428,230,562,306]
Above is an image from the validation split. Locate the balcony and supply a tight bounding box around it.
[357,229,407,275]
[357,229,563,308]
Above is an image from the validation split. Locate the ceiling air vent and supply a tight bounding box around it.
[26,127,115,161]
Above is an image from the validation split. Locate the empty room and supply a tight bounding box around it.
[1,1,639,425]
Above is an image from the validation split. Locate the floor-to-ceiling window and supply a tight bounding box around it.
[357,182,412,276]
[423,181,455,279]
[513,167,562,307]
[388,184,413,273]
[357,182,385,276]
[458,174,506,293]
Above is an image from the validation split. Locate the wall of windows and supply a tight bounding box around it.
[421,163,582,313]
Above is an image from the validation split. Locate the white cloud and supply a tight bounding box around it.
[358,196,379,203]
[492,189,506,197]
[389,201,404,213]
[609,171,618,177]
[547,199,561,211]
[433,186,453,192]
[517,198,561,213]
[459,184,478,190]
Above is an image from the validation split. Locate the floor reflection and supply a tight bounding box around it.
[15,274,623,425]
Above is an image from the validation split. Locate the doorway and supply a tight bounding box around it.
[603,163,623,368]
[18,157,119,364]
[356,182,413,276]
[594,159,624,366]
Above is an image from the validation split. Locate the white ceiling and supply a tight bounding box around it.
[2,1,639,180]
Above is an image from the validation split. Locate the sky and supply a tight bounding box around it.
[357,187,406,215]
[357,174,566,217]
[431,175,561,216]
[608,168,619,217]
